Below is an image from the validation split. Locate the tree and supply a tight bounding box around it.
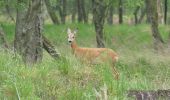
[164,0,167,24]
[77,0,88,23]
[71,0,77,23]
[107,4,113,25]
[45,0,60,24]
[133,6,140,24]
[146,0,164,51]
[0,25,9,49]
[118,0,123,24]
[58,0,67,24]
[92,0,110,47]
[14,0,44,65]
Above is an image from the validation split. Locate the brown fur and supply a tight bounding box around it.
[70,41,119,80]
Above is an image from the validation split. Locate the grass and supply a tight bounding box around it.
[0,23,170,100]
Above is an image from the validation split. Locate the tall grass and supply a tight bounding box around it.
[0,23,170,99]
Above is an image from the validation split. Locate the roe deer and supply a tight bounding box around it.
[67,28,119,80]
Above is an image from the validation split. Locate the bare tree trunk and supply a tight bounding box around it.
[4,0,15,23]
[71,0,77,23]
[58,0,67,24]
[138,7,146,24]
[146,0,164,51]
[164,0,167,24]
[107,5,113,25]
[92,0,109,48]
[77,0,87,23]
[157,0,164,24]
[14,0,43,65]
[45,0,60,24]
[118,0,123,24]
[0,25,9,49]
[133,6,140,24]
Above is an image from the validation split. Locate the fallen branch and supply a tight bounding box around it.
[42,35,60,60]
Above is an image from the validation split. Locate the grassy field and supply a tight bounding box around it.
[0,23,170,100]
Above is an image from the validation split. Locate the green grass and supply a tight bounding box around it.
[0,23,170,100]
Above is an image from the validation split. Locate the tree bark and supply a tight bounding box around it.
[77,0,87,23]
[164,0,167,24]
[118,0,123,24]
[107,5,113,25]
[44,0,60,24]
[42,35,60,60]
[58,0,67,24]
[92,0,108,48]
[146,0,164,51]
[14,0,43,65]
[0,25,9,49]
[71,0,77,23]
[133,6,140,24]
[157,0,164,24]
[4,0,15,23]
[138,7,146,24]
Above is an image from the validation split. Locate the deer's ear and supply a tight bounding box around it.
[67,28,71,34]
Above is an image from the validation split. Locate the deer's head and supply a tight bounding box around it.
[67,28,77,44]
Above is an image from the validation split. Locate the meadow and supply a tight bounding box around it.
[0,23,170,100]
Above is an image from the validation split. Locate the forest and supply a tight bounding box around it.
[0,0,170,100]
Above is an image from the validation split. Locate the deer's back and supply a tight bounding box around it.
[74,47,118,63]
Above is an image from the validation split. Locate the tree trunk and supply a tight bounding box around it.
[71,0,77,23]
[77,0,87,23]
[138,7,146,24]
[157,0,164,24]
[58,0,67,24]
[81,0,88,23]
[0,25,9,49]
[92,0,108,48]
[164,0,167,24]
[146,0,164,51]
[133,6,140,24]
[14,0,43,65]
[107,5,113,25]
[44,0,60,24]
[4,0,15,23]
[118,0,123,24]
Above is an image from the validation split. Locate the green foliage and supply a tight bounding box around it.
[125,0,144,8]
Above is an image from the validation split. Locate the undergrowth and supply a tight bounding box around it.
[0,24,170,100]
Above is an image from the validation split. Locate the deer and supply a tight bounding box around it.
[67,28,119,80]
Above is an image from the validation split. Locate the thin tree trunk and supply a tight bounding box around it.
[81,0,88,23]
[58,0,67,24]
[92,0,108,48]
[138,7,146,24]
[146,0,164,51]
[118,0,123,24]
[164,0,167,24]
[107,5,113,25]
[145,0,151,23]
[71,0,77,23]
[134,6,140,24]
[157,0,164,24]
[77,0,83,23]
[77,0,87,23]
[45,0,60,24]
[0,25,9,49]
[4,0,15,23]
[15,0,43,65]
